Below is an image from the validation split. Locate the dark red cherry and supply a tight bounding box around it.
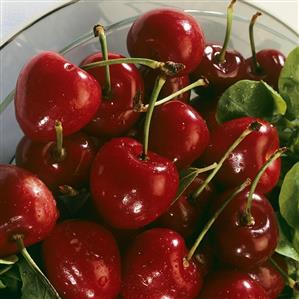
[15,51,101,141]
[81,52,144,137]
[127,8,205,74]
[90,137,179,229]
[211,189,279,269]
[199,269,269,299]
[42,220,121,299]
[202,117,280,193]
[140,67,190,103]
[0,164,58,257]
[194,241,215,277]
[122,228,202,299]
[149,100,210,169]
[156,174,214,238]
[15,132,97,192]
[192,44,245,95]
[244,49,285,90]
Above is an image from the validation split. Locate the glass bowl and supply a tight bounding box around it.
[1,0,298,163]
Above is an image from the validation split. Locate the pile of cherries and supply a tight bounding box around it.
[0,2,294,299]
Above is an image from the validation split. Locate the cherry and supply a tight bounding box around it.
[15,125,97,192]
[211,189,278,269]
[0,164,58,257]
[199,269,269,299]
[81,52,144,137]
[15,51,101,141]
[148,100,210,169]
[191,0,245,95]
[42,220,121,299]
[140,67,190,103]
[202,117,280,193]
[122,228,202,299]
[127,8,205,75]
[90,137,179,229]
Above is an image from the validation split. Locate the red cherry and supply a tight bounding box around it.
[15,51,101,141]
[0,164,58,257]
[127,8,205,74]
[90,137,179,229]
[244,49,285,90]
[199,269,269,299]
[15,131,97,192]
[122,228,202,299]
[140,67,190,103]
[192,44,245,95]
[202,117,280,193]
[42,220,121,299]
[81,52,144,137]
[149,100,210,169]
[211,189,279,269]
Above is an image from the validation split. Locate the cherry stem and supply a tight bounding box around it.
[142,75,166,159]
[192,121,261,199]
[13,234,61,298]
[244,147,287,223]
[186,178,251,261]
[218,0,237,63]
[249,12,262,74]
[94,24,111,96]
[81,58,185,76]
[59,185,79,197]
[269,257,299,291]
[135,78,208,112]
[53,120,66,162]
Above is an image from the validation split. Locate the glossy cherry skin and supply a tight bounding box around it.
[140,67,190,103]
[81,52,144,137]
[156,174,214,239]
[15,132,97,192]
[149,100,210,169]
[202,117,280,193]
[90,137,179,229]
[0,164,58,257]
[127,8,205,75]
[211,189,279,269]
[199,269,269,299]
[122,228,202,299]
[247,256,285,299]
[192,44,245,94]
[15,51,101,141]
[244,49,285,90]
[42,220,121,299]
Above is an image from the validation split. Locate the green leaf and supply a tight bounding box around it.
[293,230,299,254]
[18,257,58,299]
[279,162,299,230]
[0,255,18,265]
[216,80,287,123]
[279,46,299,119]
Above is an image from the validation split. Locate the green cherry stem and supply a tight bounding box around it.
[249,12,262,74]
[192,121,261,200]
[81,58,185,76]
[135,78,208,112]
[186,178,251,262]
[244,147,287,224]
[94,24,111,96]
[13,234,61,299]
[142,75,167,159]
[218,0,237,63]
[53,120,66,162]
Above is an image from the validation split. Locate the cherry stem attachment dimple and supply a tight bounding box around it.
[192,121,261,200]
[218,0,237,63]
[244,147,287,224]
[249,12,262,74]
[186,178,251,262]
[54,120,66,162]
[94,24,111,96]
[13,234,61,298]
[142,75,167,159]
[135,78,208,112]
